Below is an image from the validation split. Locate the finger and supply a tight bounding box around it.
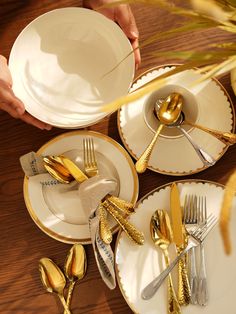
[0,55,13,87]
[115,5,139,40]
[0,81,25,115]
[20,112,52,130]
[130,38,141,70]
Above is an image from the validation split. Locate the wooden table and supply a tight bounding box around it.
[0,1,235,313]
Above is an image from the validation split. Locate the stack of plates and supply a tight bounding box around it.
[9,8,134,128]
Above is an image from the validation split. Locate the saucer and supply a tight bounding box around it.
[115,180,236,314]
[9,8,134,128]
[23,131,139,244]
[118,65,235,175]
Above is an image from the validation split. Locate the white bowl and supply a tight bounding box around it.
[9,8,135,128]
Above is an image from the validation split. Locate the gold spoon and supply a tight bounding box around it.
[157,92,236,146]
[135,93,182,173]
[64,244,87,314]
[151,210,181,314]
[39,258,71,314]
[43,156,73,184]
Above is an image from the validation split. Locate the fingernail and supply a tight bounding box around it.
[45,124,52,130]
[131,31,139,39]
[136,63,139,71]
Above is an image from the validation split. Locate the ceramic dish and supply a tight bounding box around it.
[23,131,139,244]
[9,8,134,128]
[115,179,236,314]
[118,65,235,175]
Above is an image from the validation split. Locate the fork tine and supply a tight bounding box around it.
[183,195,188,222]
[83,138,86,166]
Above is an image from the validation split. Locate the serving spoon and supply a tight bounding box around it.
[135,93,183,173]
[150,210,181,313]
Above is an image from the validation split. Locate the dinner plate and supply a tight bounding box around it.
[9,8,134,128]
[23,131,139,244]
[118,65,235,175]
[115,180,236,314]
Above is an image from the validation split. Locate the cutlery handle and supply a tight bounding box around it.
[177,251,191,306]
[64,281,76,314]
[164,251,181,314]
[103,201,144,245]
[197,244,209,306]
[135,124,164,173]
[99,204,113,244]
[106,195,134,214]
[189,247,198,304]
[141,242,194,300]
[177,126,216,166]
[185,120,236,145]
[58,294,71,314]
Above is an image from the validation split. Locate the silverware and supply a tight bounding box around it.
[141,213,218,300]
[184,195,198,304]
[170,183,190,305]
[197,196,209,306]
[64,244,87,314]
[39,258,71,314]
[135,93,182,173]
[163,110,216,167]
[151,210,181,313]
[43,155,144,245]
[83,137,112,245]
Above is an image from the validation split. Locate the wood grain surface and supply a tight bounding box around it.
[0,1,235,313]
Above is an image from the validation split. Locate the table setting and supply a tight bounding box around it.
[1,1,236,314]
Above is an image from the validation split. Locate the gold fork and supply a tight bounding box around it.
[83,137,112,244]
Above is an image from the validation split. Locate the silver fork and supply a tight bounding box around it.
[141,213,218,300]
[197,196,209,306]
[184,195,198,305]
[83,137,112,244]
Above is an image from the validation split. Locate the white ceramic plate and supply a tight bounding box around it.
[115,180,236,314]
[9,8,134,128]
[118,65,235,175]
[23,131,139,244]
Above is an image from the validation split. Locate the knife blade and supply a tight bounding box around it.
[170,182,184,246]
[59,155,88,182]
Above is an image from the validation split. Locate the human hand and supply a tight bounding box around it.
[83,0,141,69]
[0,55,52,130]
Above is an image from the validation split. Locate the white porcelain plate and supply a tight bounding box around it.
[23,131,139,244]
[115,180,236,314]
[118,65,235,175]
[9,8,134,128]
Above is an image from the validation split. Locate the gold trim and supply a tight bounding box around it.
[115,178,227,314]
[117,64,236,176]
[24,130,139,244]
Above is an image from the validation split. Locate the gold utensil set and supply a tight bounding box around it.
[42,139,144,246]
[141,183,218,313]
[39,244,87,314]
[40,137,218,313]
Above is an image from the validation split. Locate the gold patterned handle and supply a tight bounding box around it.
[163,250,181,314]
[135,124,164,173]
[99,204,112,244]
[106,195,134,214]
[177,255,191,306]
[102,200,144,245]
[185,120,236,145]
[64,281,75,314]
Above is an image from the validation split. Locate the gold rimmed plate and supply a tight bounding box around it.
[118,65,235,175]
[23,131,139,244]
[115,179,236,314]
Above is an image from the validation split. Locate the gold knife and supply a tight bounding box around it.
[170,182,191,305]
